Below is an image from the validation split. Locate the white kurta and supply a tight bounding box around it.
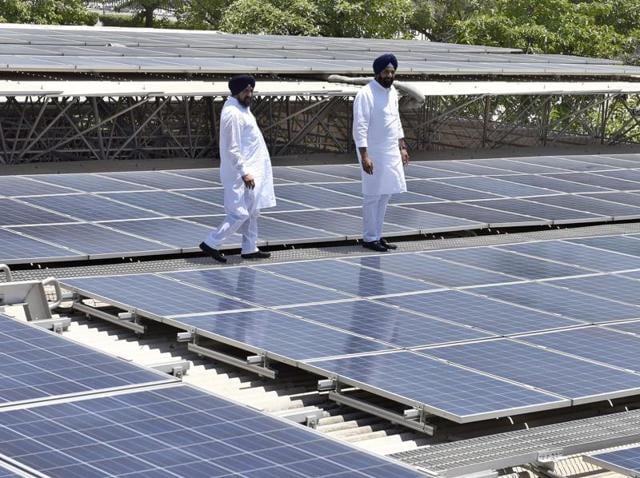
[219,96,276,213]
[352,80,407,196]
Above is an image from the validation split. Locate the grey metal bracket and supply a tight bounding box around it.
[31,316,71,333]
[72,301,146,335]
[0,264,12,282]
[149,360,190,378]
[187,343,277,379]
[328,391,436,436]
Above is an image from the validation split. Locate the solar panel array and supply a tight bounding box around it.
[587,446,640,477]
[3,154,640,265]
[0,313,422,477]
[2,25,638,77]
[60,230,640,424]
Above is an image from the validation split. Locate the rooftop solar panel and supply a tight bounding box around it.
[307,351,568,423]
[0,313,173,407]
[347,253,519,287]
[546,172,640,190]
[498,240,640,272]
[0,199,77,226]
[0,177,74,197]
[173,309,392,361]
[581,191,640,208]
[464,199,607,224]
[0,228,81,264]
[436,176,556,198]
[407,202,545,227]
[271,166,353,183]
[596,169,640,182]
[100,171,216,189]
[286,299,493,347]
[274,184,362,208]
[293,164,363,181]
[165,168,220,183]
[549,274,640,306]
[28,173,154,193]
[511,157,609,172]
[21,194,162,222]
[473,282,640,323]
[423,339,640,403]
[423,161,515,176]
[316,182,442,204]
[428,247,589,279]
[164,267,351,307]
[489,174,612,193]
[0,384,423,478]
[60,274,251,318]
[464,158,570,174]
[404,164,473,178]
[567,235,640,257]
[530,195,640,219]
[519,327,640,373]
[106,218,213,249]
[407,180,503,201]
[260,260,433,298]
[11,223,170,257]
[586,446,640,477]
[379,290,581,335]
[101,191,225,217]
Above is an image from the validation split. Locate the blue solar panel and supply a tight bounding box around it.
[588,446,640,477]
[473,282,640,323]
[166,187,225,205]
[264,210,409,236]
[167,168,220,183]
[294,164,363,180]
[261,260,432,297]
[407,180,503,200]
[0,228,80,264]
[437,177,555,197]
[351,205,483,231]
[308,351,568,423]
[347,253,519,287]
[547,172,640,190]
[174,310,391,361]
[465,199,606,223]
[557,155,638,169]
[606,320,640,336]
[102,191,225,216]
[286,300,493,347]
[22,194,162,221]
[254,216,342,242]
[0,313,173,407]
[423,339,640,403]
[0,176,74,196]
[405,164,472,178]
[499,240,640,272]
[471,158,570,174]
[0,384,422,477]
[107,218,213,249]
[597,169,640,182]
[29,173,155,192]
[549,274,640,306]
[429,247,589,279]
[491,174,612,193]
[581,191,640,208]
[0,199,76,226]
[164,267,350,307]
[408,202,543,227]
[61,274,251,317]
[567,235,640,257]
[274,184,362,208]
[101,171,217,189]
[316,181,442,204]
[520,327,640,372]
[0,465,21,478]
[511,157,605,172]
[423,161,510,176]
[531,195,640,219]
[13,224,169,256]
[272,166,354,183]
[379,290,580,335]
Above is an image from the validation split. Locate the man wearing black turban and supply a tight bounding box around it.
[199,75,276,263]
[352,53,409,252]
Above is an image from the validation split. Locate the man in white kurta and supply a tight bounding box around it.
[199,75,276,263]
[352,53,409,252]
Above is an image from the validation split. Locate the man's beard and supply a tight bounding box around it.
[241,96,252,107]
[379,77,394,88]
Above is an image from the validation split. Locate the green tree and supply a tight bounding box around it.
[0,0,97,24]
[174,0,231,29]
[114,0,177,28]
[219,0,319,35]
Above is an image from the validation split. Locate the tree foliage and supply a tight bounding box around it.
[0,0,97,24]
[219,0,319,35]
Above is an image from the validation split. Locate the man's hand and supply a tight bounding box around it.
[401,147,410,167]
[242,173,255,189]
[361,156,374,175]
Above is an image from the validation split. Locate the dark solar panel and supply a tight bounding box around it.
[0,228,80,264]
[0,384,422,477]
[29,173,155,193]
[587,446,640,477]
[101,191,225,217]
[0,199,77,226]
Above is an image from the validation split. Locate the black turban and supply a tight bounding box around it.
[372,53,398,74]
[228,74,255,95]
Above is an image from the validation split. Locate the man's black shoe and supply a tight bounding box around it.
[241,250,271,260]
[362,240,387,252]
[380,238,397,250]
[199,242,227,263]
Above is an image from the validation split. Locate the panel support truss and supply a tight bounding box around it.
[3,91,639,164]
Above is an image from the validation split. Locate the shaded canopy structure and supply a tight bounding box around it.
[1,23,640,164]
